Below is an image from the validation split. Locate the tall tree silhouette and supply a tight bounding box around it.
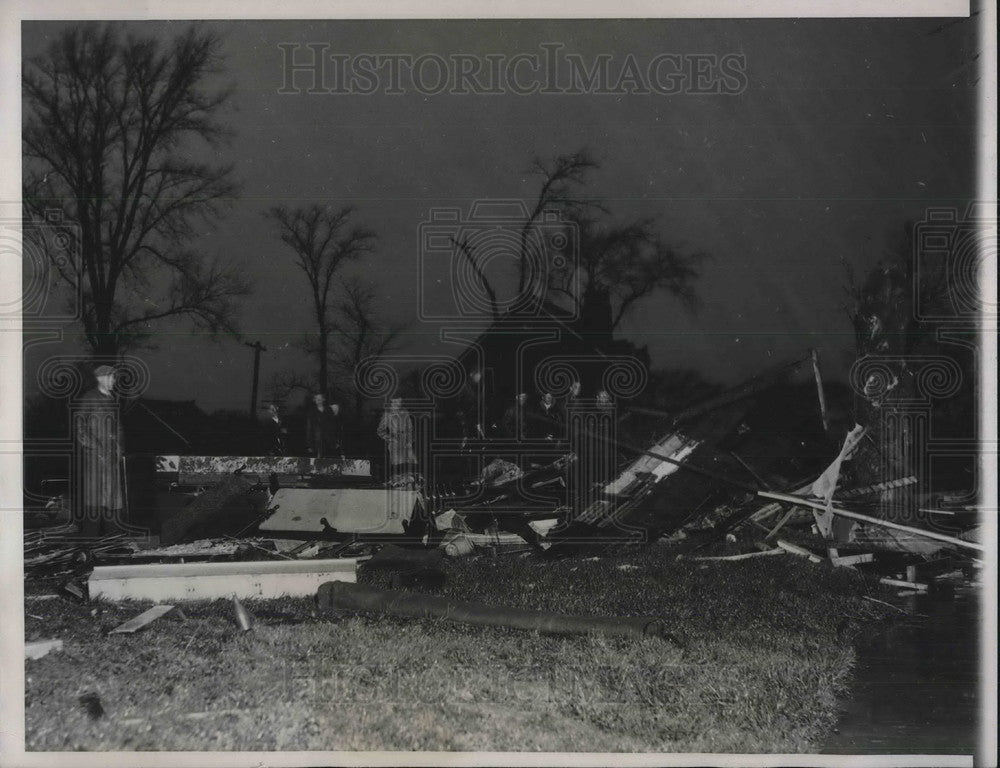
[22,23,248,356]
[266,205,376,397]
[459,147,704,340]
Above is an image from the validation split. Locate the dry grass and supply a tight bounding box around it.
[23,544,894,752]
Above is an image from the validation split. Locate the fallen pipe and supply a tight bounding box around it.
[317,581,676,642]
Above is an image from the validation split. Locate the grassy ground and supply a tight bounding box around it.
[23,544,896,752]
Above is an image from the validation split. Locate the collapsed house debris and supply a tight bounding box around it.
[22,347,983,635]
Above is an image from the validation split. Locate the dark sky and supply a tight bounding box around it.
[22,17,979,412]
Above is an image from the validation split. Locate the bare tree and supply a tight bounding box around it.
[455,149,603,317]
[328,276,405,421]
[517,150,603,296]
[22,23,249,356]
[265,205,376,397]
[452,236,500,320]
[549,213,705,333]
[265,371,316,406]
[457,148,702,334]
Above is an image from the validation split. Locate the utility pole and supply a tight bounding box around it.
[245,340,267,417]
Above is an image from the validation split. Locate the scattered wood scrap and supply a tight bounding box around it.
[689,548,785,562]
[830,553,874,568]
[776,539,823,563]
[759,491,984,553]
[108,604,186,634]
[880,577,928,592]
[25,639,63,660]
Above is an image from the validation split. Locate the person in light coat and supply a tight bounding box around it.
[377,396,417,472]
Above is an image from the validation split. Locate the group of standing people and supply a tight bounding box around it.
[486,378,616,445]
[372,372,618,479]
[260,371,615,470]
[68,362,618,534]
[261,392,346,458]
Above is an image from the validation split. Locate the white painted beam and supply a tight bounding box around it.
[89,558,357,602]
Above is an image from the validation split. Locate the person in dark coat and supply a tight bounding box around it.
[262,403,287,455]
[327,401,345,455]
[73,364,124,536]
[530,391,563,441]
[304,392,336,458]
[456,369,487,446]
[500,392,529,442]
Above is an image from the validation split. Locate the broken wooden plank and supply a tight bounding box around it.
[764,507,798,541]
[25,639,63,660]
[690,548,786,562]
[880,577,928,592]
[836,476,917,498]
[108,604,183,634]
[88,558,358,602]
[294,542,321,559]
[934,569,965,581]
[811,348,830,433]
[776,539,823,563]
[750,503,782,523]
[831,553,875,567]
[758,491,985,552]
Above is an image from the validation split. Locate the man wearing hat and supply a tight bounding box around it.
[73,364,125,537]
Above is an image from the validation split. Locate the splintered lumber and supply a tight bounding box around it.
[317,581,674,641]
[764,507,798,540]
[776,539,823,563]
[836,476,917,498]
[831,553,875,567]
[108,604,183,634]
[750,503,782,523]
[758,491,984,553]
[690,548,785,562]
[880,577,928,592]
[89,558,357,602]
[811,348,830,432]
[25,639,63,660]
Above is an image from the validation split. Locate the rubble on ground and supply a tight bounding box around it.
[22,350,985,619]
